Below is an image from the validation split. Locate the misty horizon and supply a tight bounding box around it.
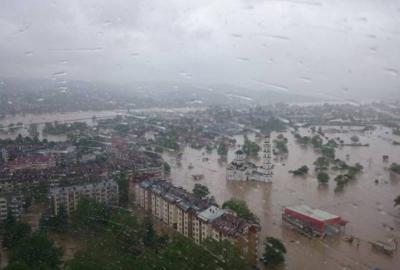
[1,0,399,102]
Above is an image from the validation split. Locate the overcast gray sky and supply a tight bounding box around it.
[0,0,399,100]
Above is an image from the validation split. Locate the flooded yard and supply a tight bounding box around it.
[163,126,400,270]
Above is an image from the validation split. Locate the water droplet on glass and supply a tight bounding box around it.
[52,71,67,76]
[383,68,398,76]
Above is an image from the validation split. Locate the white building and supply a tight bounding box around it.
[226,135,273,182]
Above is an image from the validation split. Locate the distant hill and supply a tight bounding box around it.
[0,77,321,115]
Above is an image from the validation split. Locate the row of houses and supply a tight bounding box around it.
[4,154,56,172]
[132,179,260,266]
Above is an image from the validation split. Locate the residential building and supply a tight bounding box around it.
[0,193,24,222]
[1,148,9,162]
[49,179,119,216]
[132,179,260,265]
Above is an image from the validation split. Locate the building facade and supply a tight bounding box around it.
[49,179,119,216]
[226,136,273,182]
[0,193,24,222]
[282,205,348,237]
[132,179,260,265]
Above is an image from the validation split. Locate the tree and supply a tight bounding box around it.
[8,231,63,270]
[55,205,69,232]
[116,172,129,206]
[317,172,330,183]
[291,165,309,176]
[222,199,258,223]
[203,238,250,269]
[350,135,360,143]
[4,261,30,270]
[143,215,156,248]
[164,162,171,175]
[321,145,335,160]
[314,156,330,171]
[261,237,287,268]
[192,184,210,198]
[72,198,111,231]
[390,163,400,174]
[243,135,261,156]
[394,195,400,207]
[326,139,338,148]
[311,135,323,148]
[40,205,69,232]
[217,142,228,156]
[2,211,31,249]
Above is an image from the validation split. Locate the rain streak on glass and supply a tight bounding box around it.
[0,0,399,270]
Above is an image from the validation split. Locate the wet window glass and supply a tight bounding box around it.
[0,0,399,269]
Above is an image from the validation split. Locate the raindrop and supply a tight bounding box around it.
[24,51,33,56]
[179,72,192,79]
[237,57,250,61]
[383,68,398,76]
[230,33,243,38]
[356,17,368,22]
[263,34,291,41]
[300,77,312,83]
[52,71,67,76]
[256,81,289,92]
[369,46,378,52]
[103,20,112,26]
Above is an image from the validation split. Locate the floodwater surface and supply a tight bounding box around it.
[164,126,400,270]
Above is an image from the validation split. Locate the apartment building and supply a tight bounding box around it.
[1,148,9,162]
[132,179,260,265]
[49,179,119,216]
[0,193,24,222]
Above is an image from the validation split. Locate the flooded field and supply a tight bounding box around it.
[163,126,400,270]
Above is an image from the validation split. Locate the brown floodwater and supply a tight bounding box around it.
[1,111,399,269]
[163,126,400,270]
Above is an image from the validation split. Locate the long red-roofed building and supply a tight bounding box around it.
[283,205,347,237]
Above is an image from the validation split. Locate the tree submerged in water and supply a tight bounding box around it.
[317,171,330,183]
[217,142,228,156]
[395,195,400,207]
[390,163,400,174]
[243,135,260,157]
[290,165,309,176]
